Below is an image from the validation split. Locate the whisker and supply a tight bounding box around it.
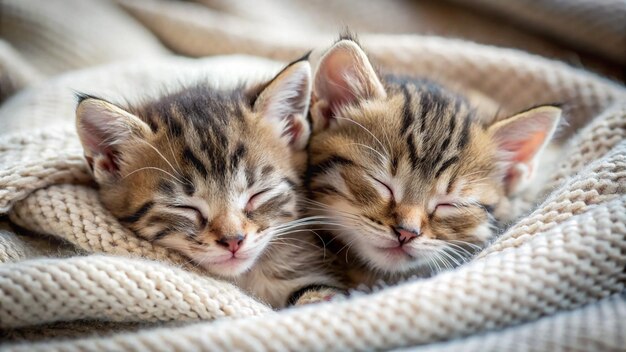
[123,166,186,184]
[445,242,475,258]
[439,247,462,267]
[345,142,388,165]
[137,139,181,177]
[163,130,183,171]
[334,116,390,158]
[448,239,483,251]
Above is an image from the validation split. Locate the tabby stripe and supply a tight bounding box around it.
[418,94,429,134]
[448,109,457,136]
[282,177,297,189]
[183,147,208,177]
[262,194,292,210]
[255,194,293,216]
[120,201,154,223]
[309,155,354,177]
[246,168,256,188]
[165,116,183,137]
[400,84,413,136]
[261,165,274,177]
[182,175,195,196]
[213,125,229,149]
[390,156,399,176]
[406,134,419,169]
[230,143,246,171]
[440,135,451,153]
[310,185,344,197]
[210,151,227,180]
[158,180,175,196]
[145,114,160,133]
[151,230,172,242]
[435,156,459,178]
[457,113,472,149]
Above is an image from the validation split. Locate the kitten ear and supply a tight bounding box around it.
[488,105,561,195]
[76,96,152,182]
[253,59,312,150]
[311,39,386,131]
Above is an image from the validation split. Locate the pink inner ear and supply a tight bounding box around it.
[315,51,363,123]
[81,126,106,154]
[98,151,120,173]
[515,132,546,163]
[500,130,547,164]
[78,112,121,174]
[281,115,303,145]
[319,61,356,118]
[82,126,120,174]
[320,53,358,109]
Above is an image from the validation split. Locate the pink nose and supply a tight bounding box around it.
[393,226,420,244]
[216,235,245,253]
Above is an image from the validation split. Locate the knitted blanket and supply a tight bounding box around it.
[1,0,625,350]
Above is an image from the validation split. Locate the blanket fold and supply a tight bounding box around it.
[0,255,270,329]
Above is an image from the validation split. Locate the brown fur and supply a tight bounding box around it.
[306,37,560,286]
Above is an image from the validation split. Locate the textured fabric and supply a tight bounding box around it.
[0,0,168,76]
[447,0,626,64]
[118,0,625,80]
[1,0,625,350]
[0,255,271,329]
[402,293,626,352]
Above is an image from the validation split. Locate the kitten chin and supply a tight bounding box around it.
[306,36,562,287]
[76,56,343,307]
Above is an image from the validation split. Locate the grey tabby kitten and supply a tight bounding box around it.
[75,56,341,307]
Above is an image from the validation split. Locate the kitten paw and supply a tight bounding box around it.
[294,287,342,305]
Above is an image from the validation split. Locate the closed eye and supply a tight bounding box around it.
[172,205,206,225]
[432,202,461,217]
[372,177,394,199]
[433,202,491,218]
[246,188,272,212]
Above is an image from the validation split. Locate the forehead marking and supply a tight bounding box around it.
[309,155,354,178]
[458,111,472,149]
[435,156,459,178]
[230,143,247,171]
[400,84,413,136]
[183,147,209,178]
[246,167,256,188]
[406,134,419,169]
[120,201,154,224]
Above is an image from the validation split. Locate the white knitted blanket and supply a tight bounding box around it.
[1,0,625,350]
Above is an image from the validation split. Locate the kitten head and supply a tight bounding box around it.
[307,39,561,274]
[76,59,312,277]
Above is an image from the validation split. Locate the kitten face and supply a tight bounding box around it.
[307,39,561,275]
[76,60,312,278]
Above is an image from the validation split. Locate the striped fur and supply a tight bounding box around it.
[307,37,561,286]
[76,59,342,307]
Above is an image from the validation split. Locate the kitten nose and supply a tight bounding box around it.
[393,226,420,244]
[216,234,246,253]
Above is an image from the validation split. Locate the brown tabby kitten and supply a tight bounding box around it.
[76,57,340,307]
[306,37,561,286]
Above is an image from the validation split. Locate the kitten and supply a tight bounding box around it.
[75,57,340,307]
[306,37,561,287]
